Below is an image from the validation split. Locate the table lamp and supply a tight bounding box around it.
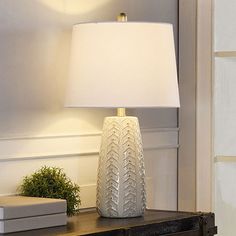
[65,13,180,218]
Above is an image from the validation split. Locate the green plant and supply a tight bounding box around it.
[19,166,81,216]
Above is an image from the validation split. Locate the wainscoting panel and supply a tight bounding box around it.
[145,148,178,210]
[0,128,178,210]
[214,156,236,236]
[0,0,179,212]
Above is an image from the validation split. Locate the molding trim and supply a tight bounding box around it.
[178,0,213,213]
[214,156,236,163]
[0,132,102,141]
[214,51,236,57]
[178,0,197,212]
[0,146,180,162]
[0,128,179,162]
[0,179,156,210]
[0,151,99,162]
[0,128,179,141]
[0,184,98,209]
[196,0,213,212]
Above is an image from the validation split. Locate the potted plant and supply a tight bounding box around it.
[19,166,81,216]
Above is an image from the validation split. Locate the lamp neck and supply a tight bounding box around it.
[117,108,126,117]
[117,13,127,22]
[116,13,127,117]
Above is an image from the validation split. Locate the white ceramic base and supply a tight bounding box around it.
[96,116,146,218]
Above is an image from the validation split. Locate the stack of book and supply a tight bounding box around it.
[0,196,67,234]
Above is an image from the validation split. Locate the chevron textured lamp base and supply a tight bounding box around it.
[96,116,146,218]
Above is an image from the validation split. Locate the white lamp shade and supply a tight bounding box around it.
[65,22,180,108]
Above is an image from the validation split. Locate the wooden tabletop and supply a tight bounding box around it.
[3,209,203,236]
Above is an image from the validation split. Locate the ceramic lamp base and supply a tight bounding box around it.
[96,116,146,218]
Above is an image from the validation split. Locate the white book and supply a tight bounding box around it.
[0,196,67,220]
[0,213,67,233]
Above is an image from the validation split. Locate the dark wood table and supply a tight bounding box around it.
[3,209,217,236]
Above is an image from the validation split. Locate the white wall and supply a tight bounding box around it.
[0,0,178,210]
[214,0,236,235]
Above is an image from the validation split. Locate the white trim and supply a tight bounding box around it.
[178,0,197,212]
[142,127,179,133]
[0,193,15,197]
[79,207,96,213]
[0,132,102,141]
[0,128,179,162]
[0,151,98,162]
[0,127,179,141]
[0,184,98,209]
[0,146,180,162]
[196,0,213,212]
[178,0,213,212]
[214,156,236,163]
[214,51,236,57]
